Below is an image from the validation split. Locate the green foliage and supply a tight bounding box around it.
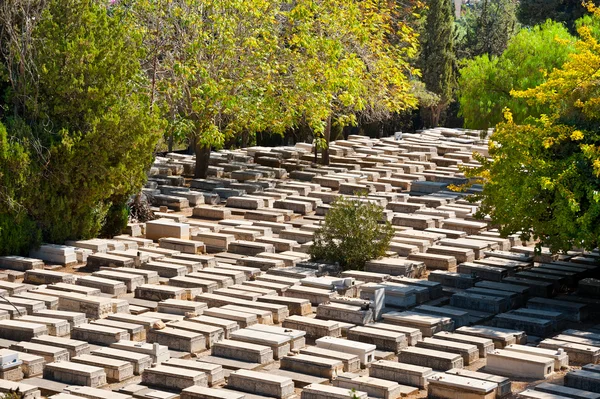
[466,9,600,253]
[0,0,162,253]
[310,195,394,271]
[458,21,575,129]
[518,0,600,33]
[0,389,24,399]
[419,0,455,126]
[455,0,519,59]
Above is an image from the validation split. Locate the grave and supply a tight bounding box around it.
[91,347,152,375]
[315,336,376,366]
[44,362,107,388]
[142,365,208,390]
[211,339,274,364]
[370,360,435,389]
[398,347,463,370]
[72,354,134,382]
[427,372,497,399]
[228,369,295,398]
[486,349,554,379]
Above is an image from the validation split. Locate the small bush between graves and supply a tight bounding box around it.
[310,195,394,271]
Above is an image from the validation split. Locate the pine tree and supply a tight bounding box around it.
[420,0,455,127]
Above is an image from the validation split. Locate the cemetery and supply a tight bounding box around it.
[0,130,599,399]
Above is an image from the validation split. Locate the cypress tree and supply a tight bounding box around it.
[420,0,455,127]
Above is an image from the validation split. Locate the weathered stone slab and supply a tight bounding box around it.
[72,354,134,382]
[370,360,434,389]
[486,349,554,379]
[71,324,129,345]
[142,365,208,390]
[211,339,273,365]
[91,346,153,375]
[147,327,206,353]
[30,335,90,358]
[228,369,295,398]
[44,361,107,388]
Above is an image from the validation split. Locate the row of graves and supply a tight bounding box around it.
[0,129,599,399]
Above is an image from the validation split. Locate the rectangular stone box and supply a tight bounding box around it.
[381,311,453,337]
[142,365,208,390]
[147,327,206,353]
[203,308,258,328]
[486,349,554,379]
[44,361,107,388]
[10,341,69,363]
[427,372,497,399]
[110,340,170,364]
[158,298,207,316]
[220,304,273,325]
[72,354,134,382]
[503,344,568,371]
[397,347,463,371]
[163,358,224,386]
[211,339,273,364]
[76,275,127,297]
[247,324,305,350]
[170,276,217,293]
[282,316,341,339]
[168,320,224,348]
[135,284,186,301]
[446,368,511,398]
[24,269,75,285]
[188,315,239,339]
[370,360,434,389]
[142,261,187,278]
[18,315,70,337]
[0,320,48,341]
[280,354,343,379]
[316,302,373,326]
[92,270,145,293]
[348,326,407,353]
[71,324,129,345]
[146,220,190,241]
[299,347,361,373]
[565,370,600,396]
[538,339,600,365]
[456,326,523,349]
[181,386,244,399]
[159,237,205,254]
[316,336,376,366]
[433,331,494,358]
[228,369,295,398]
[92,319,146,342]
[31,335,90,358]
[417,337,479,365]
[91,347,152,375]
[230,329,290,360]
[300,383,368,399]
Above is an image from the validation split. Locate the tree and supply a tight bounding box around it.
[420,0,455,127]
[0,0,162,252]
[518,0,600,33]
[133,0,293,178]
[310,195,394,271]
[455,0,519,59]
[466,8,600,253]
[458,20,575,130]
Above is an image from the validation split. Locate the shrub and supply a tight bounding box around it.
[310,195,394,271]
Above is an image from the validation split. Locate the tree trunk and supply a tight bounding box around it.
[322,115,331,165]
[167,133,173,153]
[194,142,211,178]
[241,131,249,148]
[314,135,318,164]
